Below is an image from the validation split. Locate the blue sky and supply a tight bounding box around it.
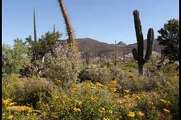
[2,0,179,46]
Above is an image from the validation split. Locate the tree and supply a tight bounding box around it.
[25,31,62,60]
[157,19,179,62]
[2,39,31,75]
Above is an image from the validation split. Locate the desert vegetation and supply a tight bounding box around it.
[2,0,179,120]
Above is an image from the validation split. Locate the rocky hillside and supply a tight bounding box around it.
[59,38,161,55]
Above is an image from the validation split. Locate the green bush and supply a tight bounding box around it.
[2,75,53,109]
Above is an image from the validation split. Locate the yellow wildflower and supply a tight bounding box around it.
[160,99,170,105]
[103,117,110,120]
[7,115,13,120]
[96,82,104,87]
[110,80,117,84]
[163,108,170,113]
[6,106,22,112]
[110,87,117,92]
[135,96,141,100]
[42,112,47,116]
[108,110,113,114]
[128,112,135,117]
[74,99,82,105]
[90,96,98,103]
[70,87,77,93]
[21,106,32,111]
[53,95,59,99]
[124,95,129,98]
[98,107,105,113]
[137,111,144,117]
[124,89,129,93]
[8,102,16,106]
[74,108,81,112]
[2,99,11,105]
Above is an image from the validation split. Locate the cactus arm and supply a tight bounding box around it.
[145,28,154,61]
[133,10,144,59]
[132,48,138,61]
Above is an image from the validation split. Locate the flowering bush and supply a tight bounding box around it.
[36,81,125,120]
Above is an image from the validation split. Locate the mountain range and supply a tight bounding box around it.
[74,38,161,55]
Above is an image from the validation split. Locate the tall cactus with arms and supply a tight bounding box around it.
[132,10,154,75]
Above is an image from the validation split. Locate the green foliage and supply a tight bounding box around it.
[2,39,31,75]
[157,19,179,62]
[132,10,154,75]
[25,31,62,59]
[2,75,53,108]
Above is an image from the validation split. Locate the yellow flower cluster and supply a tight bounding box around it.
[137,111,144,117]
[135,96,141,100]
[74,99,82,105]
[2,99,12,105]
[90,96,98,103]
[70,87,77,93]
[160,99,171,105]
[7,115,13,120]
[110,80,117,84]
[110,87,117,92]
[7,105,33,113]
[128,111,144,117]
[103,117,110,120]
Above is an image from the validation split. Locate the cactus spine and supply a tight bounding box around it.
[132,10,154,75]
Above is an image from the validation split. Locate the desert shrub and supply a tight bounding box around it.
[133,92,173,120]
[2,74,24,100]
[2,75,54,109]
[79,65,125,84]
[110,66,125,81]
[122,62,137,73]
[155,71,179,120]
[117,71,160,94]
[43,52,81,89]
[37,81,125,120]
[78,66,112,84]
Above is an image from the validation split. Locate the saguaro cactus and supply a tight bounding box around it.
[132,10,154,75]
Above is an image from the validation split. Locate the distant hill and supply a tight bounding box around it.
[117,41,127,46]
[59,38,161,55]
[125,39,161,52]
[75,38,117,54]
